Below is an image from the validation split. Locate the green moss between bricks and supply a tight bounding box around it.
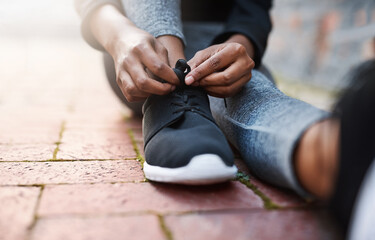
[127,129,145,167]
[52,121,66,160]
[157,215,173,240]
[28,184,45,231]
[236,172,280,210]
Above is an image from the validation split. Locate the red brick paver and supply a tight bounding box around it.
[57,141,136,160]
[31,216,165,240]
[165,210,341,240]
[0,144,56,161]
[38,182,262,216]
[0,119,61,144]
[0,187,41,240]
[57,111,137,160]
[0,160,143,185]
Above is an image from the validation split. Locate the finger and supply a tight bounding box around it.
[187,46,216,70]
[138,45,179,85]
[117,71,150,102]
[204,73,251,98]
[125,61,176,95]
[185,45,237,85]
[199,61,252,87]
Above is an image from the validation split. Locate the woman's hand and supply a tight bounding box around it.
[111,28,180,102]
[90,5,180,102]
[186,37,255,98]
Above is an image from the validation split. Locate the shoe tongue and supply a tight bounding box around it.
[173,59,191,86]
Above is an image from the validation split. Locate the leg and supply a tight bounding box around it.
[295,118,340,199]
[102,52,144,116]
[211,62,375,236]
[209,70,329,197]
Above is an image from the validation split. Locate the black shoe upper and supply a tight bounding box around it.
[142,60,234,168]
[142,86,215,148]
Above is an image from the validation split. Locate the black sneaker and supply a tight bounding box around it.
[142,60,237,184]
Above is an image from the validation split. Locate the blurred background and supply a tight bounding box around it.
[266,0,375,90]
[0,0,374,111]
[0,0,119,120]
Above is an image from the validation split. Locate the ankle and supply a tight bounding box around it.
[295,118,340,200]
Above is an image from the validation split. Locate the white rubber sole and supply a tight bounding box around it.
[144,154,238,185]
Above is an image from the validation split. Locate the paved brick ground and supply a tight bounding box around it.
[0,2,342,239]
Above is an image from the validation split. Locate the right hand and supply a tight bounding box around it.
[186,42,254,98]
[111,27,179,102]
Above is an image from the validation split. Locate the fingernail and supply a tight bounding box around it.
[185,76,194,85]
[171,85,176,91]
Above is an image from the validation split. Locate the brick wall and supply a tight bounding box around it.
[264,0,375,90]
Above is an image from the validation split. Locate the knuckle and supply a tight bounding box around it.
[232,43,246,53]
[194,50,203,58]
[152,62,164,73]
[222,73,232,84]
[160,47,168,56]
[132,44,142,53]
[238,46,247,55]
[136,77,148,89]
[122,56,132,67]
[244,60,253,70]
[133,42,148,54]
[124,85,132,94]
[116,72,126,86]
[245,58,255,69]
[192,68,203,79]
[209,57,221,70]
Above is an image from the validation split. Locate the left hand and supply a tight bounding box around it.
[186,42,255,98]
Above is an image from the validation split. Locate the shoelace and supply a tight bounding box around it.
[172,59,228,109]
[173,59,191,86]
[171,59,203,114]
[171,91,202,114]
